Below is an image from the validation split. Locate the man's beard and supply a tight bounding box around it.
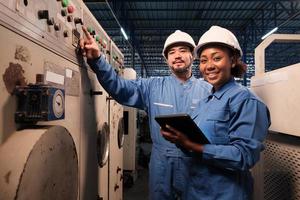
[170,65,191,75]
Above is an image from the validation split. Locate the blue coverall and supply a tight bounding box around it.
[87,55,211,199]
[186,78,270,200]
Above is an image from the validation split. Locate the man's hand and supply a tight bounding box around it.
[79,26,101,59]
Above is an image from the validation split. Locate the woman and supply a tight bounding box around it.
[161,26,271,200]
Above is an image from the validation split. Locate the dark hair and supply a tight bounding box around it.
[199,43,247,78]
[231,57,247,78]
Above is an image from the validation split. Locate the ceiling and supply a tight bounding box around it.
[84,0,300,85]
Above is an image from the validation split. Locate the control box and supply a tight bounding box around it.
[15,84,65,122]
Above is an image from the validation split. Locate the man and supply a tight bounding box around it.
[80,27,211,199]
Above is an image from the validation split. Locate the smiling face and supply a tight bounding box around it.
[199,45,235,91]
[166,45,193,80]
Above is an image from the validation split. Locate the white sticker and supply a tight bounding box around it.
[66,68,73,78]
[46,71,64,85]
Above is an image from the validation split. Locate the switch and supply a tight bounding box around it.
[74,17,83,25]
[61,9,67,17]
[87,26,93,33]
[54,23,61,31]
[63,30,69,37]
[67,15,73,22]
[47,17,54,26]
[38,10,49,20]
[87,26,95,35]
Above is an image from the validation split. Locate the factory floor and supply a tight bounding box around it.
[123,167,149,200]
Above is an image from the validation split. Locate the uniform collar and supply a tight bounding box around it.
[171,73,196,85]
[209,78,235,100]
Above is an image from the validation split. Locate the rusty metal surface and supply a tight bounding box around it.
[2,62,27,94]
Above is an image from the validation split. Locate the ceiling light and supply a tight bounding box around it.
[120,27,129,40]
[261,27,278,40]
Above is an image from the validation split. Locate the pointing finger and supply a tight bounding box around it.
[82,26,92,40]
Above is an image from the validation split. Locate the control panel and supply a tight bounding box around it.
[111,41,124,75]
[0,0,113,65]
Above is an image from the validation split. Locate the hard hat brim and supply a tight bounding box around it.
[163,42,195,59]
[194,42,242,59]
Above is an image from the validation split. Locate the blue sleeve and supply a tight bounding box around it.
[202,99,270,171]
[87,55,150,110]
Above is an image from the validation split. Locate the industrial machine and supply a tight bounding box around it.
[122,68,138,183]
[251,34,300,200]
[108,41,125,200]
[0,0,125,199]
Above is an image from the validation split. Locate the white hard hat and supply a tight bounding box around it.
[162,30,196,59]
[194,26,243,58]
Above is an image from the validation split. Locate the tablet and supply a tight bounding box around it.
[155,113,210,144]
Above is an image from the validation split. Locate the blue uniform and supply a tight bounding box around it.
[187,78,270,200]
[88,55,211,199]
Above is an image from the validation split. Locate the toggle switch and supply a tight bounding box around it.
[63,30,69,37]
[47,17,54,26]
[67,15,73,22]
[74,17,83,25]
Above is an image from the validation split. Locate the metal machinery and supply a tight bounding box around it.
[0,0,125,200]
[251,34,300,200]
[122,68,138,182]
[108,41,125,200]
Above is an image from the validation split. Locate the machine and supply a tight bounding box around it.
[0,0,125,199]
[122,68,138,184]
[251,34,300,200]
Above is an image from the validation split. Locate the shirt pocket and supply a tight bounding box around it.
[206,110,230,144]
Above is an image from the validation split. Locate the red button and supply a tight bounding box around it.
[67,5,75,13]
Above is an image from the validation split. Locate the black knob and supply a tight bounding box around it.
[63,30,69,37]
[67,15,73,22]
[54,23,61,31]
[61,9,67,16]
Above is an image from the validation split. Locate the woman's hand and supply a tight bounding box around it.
[160,125,190,146]
[160,124,204,153]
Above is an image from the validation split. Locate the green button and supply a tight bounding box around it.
[87,26,94,33]
[95,35,100,41]
[62,0,69,7]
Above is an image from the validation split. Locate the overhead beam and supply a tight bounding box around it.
[84,0,300,2]
[89,8,299,12]
[96,17,299,22]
